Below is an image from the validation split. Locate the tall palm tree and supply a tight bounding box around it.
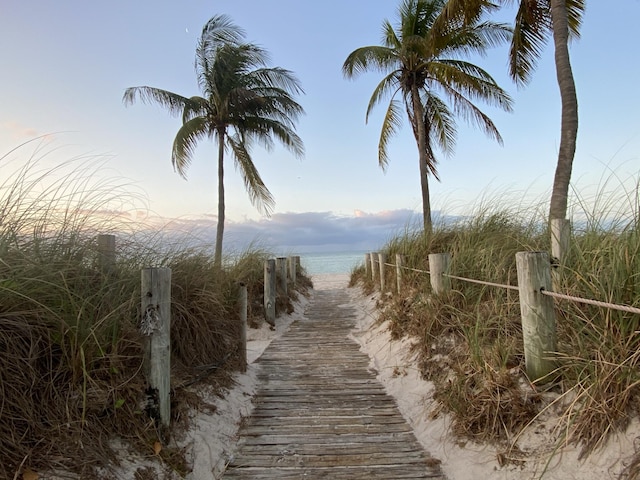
[442,0,583,248]
[124,15,304,267]
[343,0,513,232]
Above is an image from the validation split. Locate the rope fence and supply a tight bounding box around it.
[540,288,640,315]
[364,250,639,383]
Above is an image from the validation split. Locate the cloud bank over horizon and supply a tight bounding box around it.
[156,208,426,254]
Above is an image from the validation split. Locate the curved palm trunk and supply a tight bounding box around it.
[549,0,578,221]
[411,85,432,233]
[214,129,226,269]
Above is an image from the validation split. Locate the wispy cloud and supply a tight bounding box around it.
[0,121,41,140]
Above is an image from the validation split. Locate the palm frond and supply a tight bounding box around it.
[566,0,585,39]
[122,87,190,116]
[428,59,513,112]
[436,21,512,58]
[171,117,211,178]
[441,84,504,145]
[366,74,402,123]
[509,0,550,85]
[227,134,275,216]
[342,46,398,78]
[424,93,456,156]
[378,99,404,170]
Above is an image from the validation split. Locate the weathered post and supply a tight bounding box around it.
[97,234,116,273]
[516,251,557,382]
[370,252,378,284]
[239,282,248,372]
[141,267,172,437]
[395,253,404,294]
[288,256,297,286]
[364,253,371,279]
[276,257,288,297]
[550,218,570,264]
[428,253,451,295]
[378,252,387,293]
[264,259,276,326]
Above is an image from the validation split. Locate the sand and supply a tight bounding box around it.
[96,273,638,479]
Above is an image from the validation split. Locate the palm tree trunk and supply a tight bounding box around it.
[411,85,432,233]
[549,0,578,221]
[214,129,226,269]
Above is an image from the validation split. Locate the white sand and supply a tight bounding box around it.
[89,273,639,479]
[346,286,639,480]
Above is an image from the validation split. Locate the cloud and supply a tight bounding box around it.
[146,209,425,253]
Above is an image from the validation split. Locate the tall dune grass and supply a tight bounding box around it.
[353,175,640,470]
[0,139,303,478]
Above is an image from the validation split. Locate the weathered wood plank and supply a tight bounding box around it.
[221,287,444,479]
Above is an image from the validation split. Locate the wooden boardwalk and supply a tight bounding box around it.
[221,288,445,479]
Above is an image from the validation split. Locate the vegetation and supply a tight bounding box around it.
[342,0,513,233]
[351,177,640,470]
[124,14,305,268]
[0,140,308,479]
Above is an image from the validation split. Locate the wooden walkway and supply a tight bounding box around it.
[221,288,445,479]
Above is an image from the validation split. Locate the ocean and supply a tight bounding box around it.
[298,251,368,275]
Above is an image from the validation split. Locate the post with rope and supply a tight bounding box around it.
[364,253,371,280]
[141,267,172,438]
[515,251,557,382]
[238,282,248,373]
[264,259,276,326]
[378,252,387,292]
[428,253,451,295]
[395,253,404,294]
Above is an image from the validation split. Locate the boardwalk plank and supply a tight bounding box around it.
[220,287,444,480]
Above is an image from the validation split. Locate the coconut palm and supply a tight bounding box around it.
[343,0,513,232]
[442,0,584,254]
[124,15,304,267]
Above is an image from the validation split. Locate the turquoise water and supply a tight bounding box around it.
[299,251,367,275]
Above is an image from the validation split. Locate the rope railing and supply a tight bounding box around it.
[540,288,640,315]
[365,250,638,383]
[443,273,519,292]
[384,261,429,275]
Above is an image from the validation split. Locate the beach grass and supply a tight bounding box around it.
[0,140,307,478]
[351,175,640,467]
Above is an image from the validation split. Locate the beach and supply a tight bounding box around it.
[102,273,638,479]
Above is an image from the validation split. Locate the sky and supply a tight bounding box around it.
[1,1,639,253]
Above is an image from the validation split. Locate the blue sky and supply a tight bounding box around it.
[1,1,639,253]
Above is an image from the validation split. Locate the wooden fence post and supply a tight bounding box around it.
[550,218,570,265]
[288,256,297,286]
[141,267,172,437]
[378,252,387,293]
[370,252,378,284]
[264,259,276,326]
[97,234,116,273]
[276,257,288,297]
[515,251,557,382]
[395,254,404,294]
[364,253,371,279]
[428,253,451,295]
[239,282,248,372]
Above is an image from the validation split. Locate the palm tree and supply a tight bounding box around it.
[442,0,584,258]
[343,0,513,232]
[124,15,304,267]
